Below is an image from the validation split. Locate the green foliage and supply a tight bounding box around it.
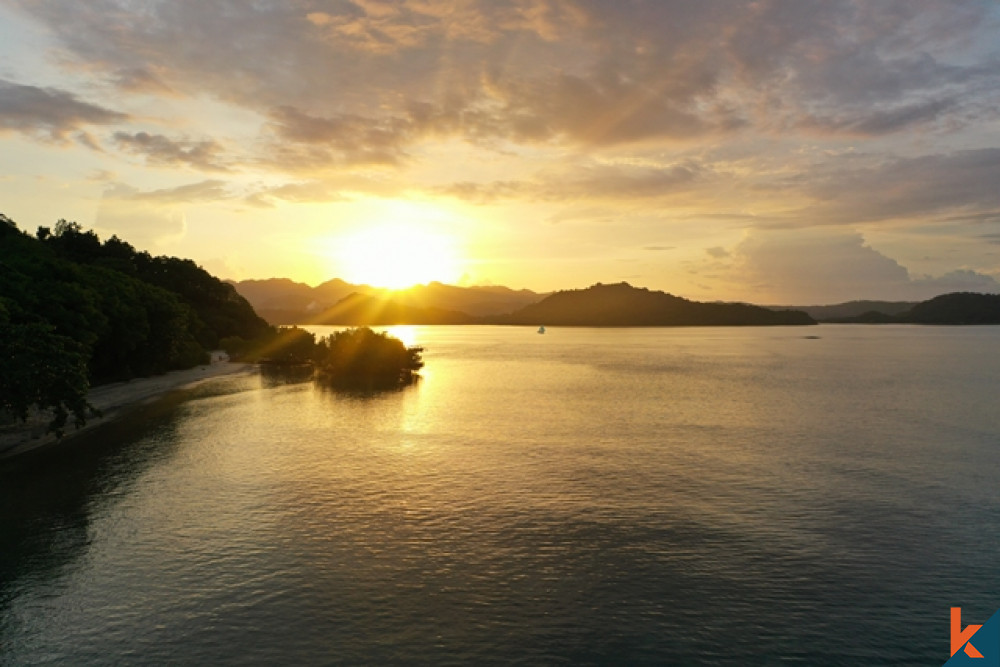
[226,327,320,365]
[0,213,266,434]
[267,327,320,365]
[225,327,318,365]
[133,255,270,348]
[0,314,94,436]
[316,327,423,388]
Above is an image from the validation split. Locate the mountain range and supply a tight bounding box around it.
[231,279,815,326]
[230,278,544,324]
[231,278,1000,327]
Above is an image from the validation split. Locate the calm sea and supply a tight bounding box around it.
[2,325,998,665]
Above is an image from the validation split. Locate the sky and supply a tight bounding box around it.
[2,0,1000,304]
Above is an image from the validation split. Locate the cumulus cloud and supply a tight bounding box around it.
[723,229,999,304]
[0,79,127,141]
[912,270,1000,295]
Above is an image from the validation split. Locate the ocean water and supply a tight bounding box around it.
[1,325,998,665]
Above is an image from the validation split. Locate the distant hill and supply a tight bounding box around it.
[818,292,1000,324]
[230,278,544,324]
[500,283,815,326]
[393,282,545,317]
[900,292,1000,324]
[770,300,917,321]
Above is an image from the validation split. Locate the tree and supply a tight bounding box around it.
[0,214,269,433]
[317,327,423,388]
[0,306,94,436]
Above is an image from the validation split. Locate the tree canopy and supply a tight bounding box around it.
[317,327,424,388]
[0,214,270,433]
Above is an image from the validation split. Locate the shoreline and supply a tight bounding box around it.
[0,361,257,461]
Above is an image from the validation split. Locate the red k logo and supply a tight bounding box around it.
[953,608,984,659]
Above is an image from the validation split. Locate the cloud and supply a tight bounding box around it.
[244,180,349,208]
[473,71,746,146]
[110,67,176,96]
[800,148,1000,225]
[94,179,236,246]
[104,180,232,204]
[112,131,230,171]
[0,79,127,141]
[437,161,707,203]
[96,185,185,247]
[913,269,1000,295]
[12,0,996,149]
[5,0,1000,300]
[723,229,1000,304]
[796,98,957,137]
[263,106,409,167]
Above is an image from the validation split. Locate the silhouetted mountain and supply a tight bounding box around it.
[825,310,898,324]
[770,300,917,321]
[500,283,815,326]
[393,282,545,317]
[816,292,1000,324]
[230,278,544,324]
[310,293,475,325]
[900,292,1000,324]
[231,278,359,324]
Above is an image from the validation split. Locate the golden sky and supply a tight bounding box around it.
[2,0,1000,304]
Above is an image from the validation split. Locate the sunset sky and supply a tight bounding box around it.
[2,0,1000,304]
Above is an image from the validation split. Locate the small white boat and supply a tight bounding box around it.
[537,325,546,334]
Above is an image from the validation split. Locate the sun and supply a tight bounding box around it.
[333,223,461,289]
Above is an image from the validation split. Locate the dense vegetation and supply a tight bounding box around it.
[503,282,816,326]
[224,326,423,389]
[0,214,270,433]
[318,327,423,388]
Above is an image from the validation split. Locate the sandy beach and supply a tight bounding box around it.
[0,360,256,460]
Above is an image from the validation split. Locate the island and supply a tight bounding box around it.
[226,325,424,390]
[497,282,816,326]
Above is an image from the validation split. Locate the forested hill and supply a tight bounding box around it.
[823,292,1000,324]
[0,214,270,433]
[501,282,816,326]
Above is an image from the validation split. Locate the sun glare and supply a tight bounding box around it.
[333,223,461,289]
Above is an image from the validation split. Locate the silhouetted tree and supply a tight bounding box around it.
[316,327,423,388]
